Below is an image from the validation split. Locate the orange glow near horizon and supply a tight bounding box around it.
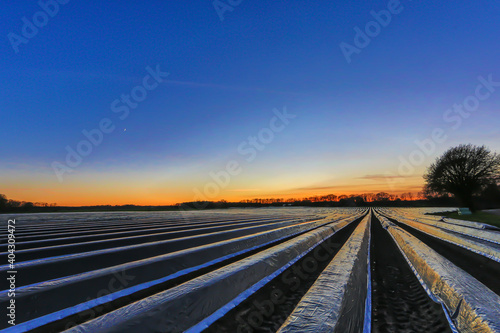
[2,180,426,206]
[1,162,427,206]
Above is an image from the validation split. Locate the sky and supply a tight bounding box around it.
[1,0,499,206]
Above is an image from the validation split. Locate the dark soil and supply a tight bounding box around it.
[371,216,452,333]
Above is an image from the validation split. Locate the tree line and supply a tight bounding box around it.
[0,194,57,212]
[237,192,425,205]
[2,144,499,213]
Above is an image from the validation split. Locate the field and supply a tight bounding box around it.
[1,207,500,332]
[430,210,500,229]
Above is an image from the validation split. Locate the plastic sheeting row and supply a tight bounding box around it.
[277,213,371,333]
[442,217,500,231]
[378,207,499,230]
[1,217,328,290]
[0,217,321,271]
[404,216,500,245]
[0,214,365,332]
[382,214,500,263]
[376,212,500,333]
[61,215,361,332]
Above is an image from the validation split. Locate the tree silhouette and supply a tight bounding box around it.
[375,192,390,201]
[0,194,7,211]
[424,144,500,211]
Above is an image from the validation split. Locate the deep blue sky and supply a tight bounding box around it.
[1,1,499,205]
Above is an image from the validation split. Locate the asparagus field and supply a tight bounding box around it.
[1,207,499,332]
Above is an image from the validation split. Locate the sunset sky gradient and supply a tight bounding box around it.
[1,1,499,206]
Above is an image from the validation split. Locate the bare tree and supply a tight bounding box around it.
[424,144,500,211]
[375,192,390,201]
